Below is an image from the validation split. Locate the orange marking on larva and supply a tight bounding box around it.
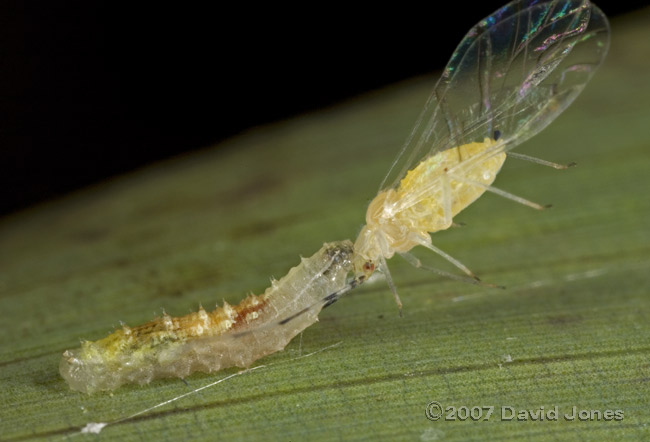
[230,293,270,330]
[120,293,271,344]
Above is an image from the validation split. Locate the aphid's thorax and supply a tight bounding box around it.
[354,189,421,263]
[355,138,506,262]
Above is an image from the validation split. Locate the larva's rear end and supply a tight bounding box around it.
[60,336,159,394]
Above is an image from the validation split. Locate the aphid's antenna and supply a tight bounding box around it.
[378,256,403,316]
[399,252,504,289]
[507,151,577,170]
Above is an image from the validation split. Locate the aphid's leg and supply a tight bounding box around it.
[448,173,550,210]
[441,173,453,228]
[399,252,503,289]
[507,152,576,170]
[440,172,468,229]
[378,255,403,316]
[412,235,480,281]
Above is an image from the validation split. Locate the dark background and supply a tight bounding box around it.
[0,1,645,216]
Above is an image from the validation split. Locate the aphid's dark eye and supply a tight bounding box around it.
[494,130,502,141]
[363,262,375,272]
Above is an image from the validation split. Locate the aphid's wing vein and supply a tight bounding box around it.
[379,0,609,192]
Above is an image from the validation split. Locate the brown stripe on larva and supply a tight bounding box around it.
[230,293,270,330]
[86,293,272,358]
[121,293,270,345]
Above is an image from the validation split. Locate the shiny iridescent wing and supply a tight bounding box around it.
[379,0,610,191]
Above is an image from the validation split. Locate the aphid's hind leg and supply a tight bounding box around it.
[400,252,503,289]
[441,175,464,229]
[447,173,551,210]
[411,234,480,281]
[430,173,489,283]
[507,152,576,170]
[441,172,453,228]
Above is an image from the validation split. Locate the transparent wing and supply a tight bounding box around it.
[379,0,610,191]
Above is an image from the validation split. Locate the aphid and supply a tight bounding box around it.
[352,0,609,309]
[60,0,609,393]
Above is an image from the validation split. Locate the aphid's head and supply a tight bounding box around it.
[353,224,383,264]
[352,253,375,280]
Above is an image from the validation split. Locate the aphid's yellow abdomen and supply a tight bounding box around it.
[354,138,505,261]
[396,137,505,233]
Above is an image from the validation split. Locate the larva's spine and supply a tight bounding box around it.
[60,240,355,394]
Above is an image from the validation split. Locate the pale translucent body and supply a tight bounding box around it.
[60,241,354,394]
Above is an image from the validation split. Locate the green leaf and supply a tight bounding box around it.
[2,9,649,441]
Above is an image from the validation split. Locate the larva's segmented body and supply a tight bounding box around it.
[60,241,354,394]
